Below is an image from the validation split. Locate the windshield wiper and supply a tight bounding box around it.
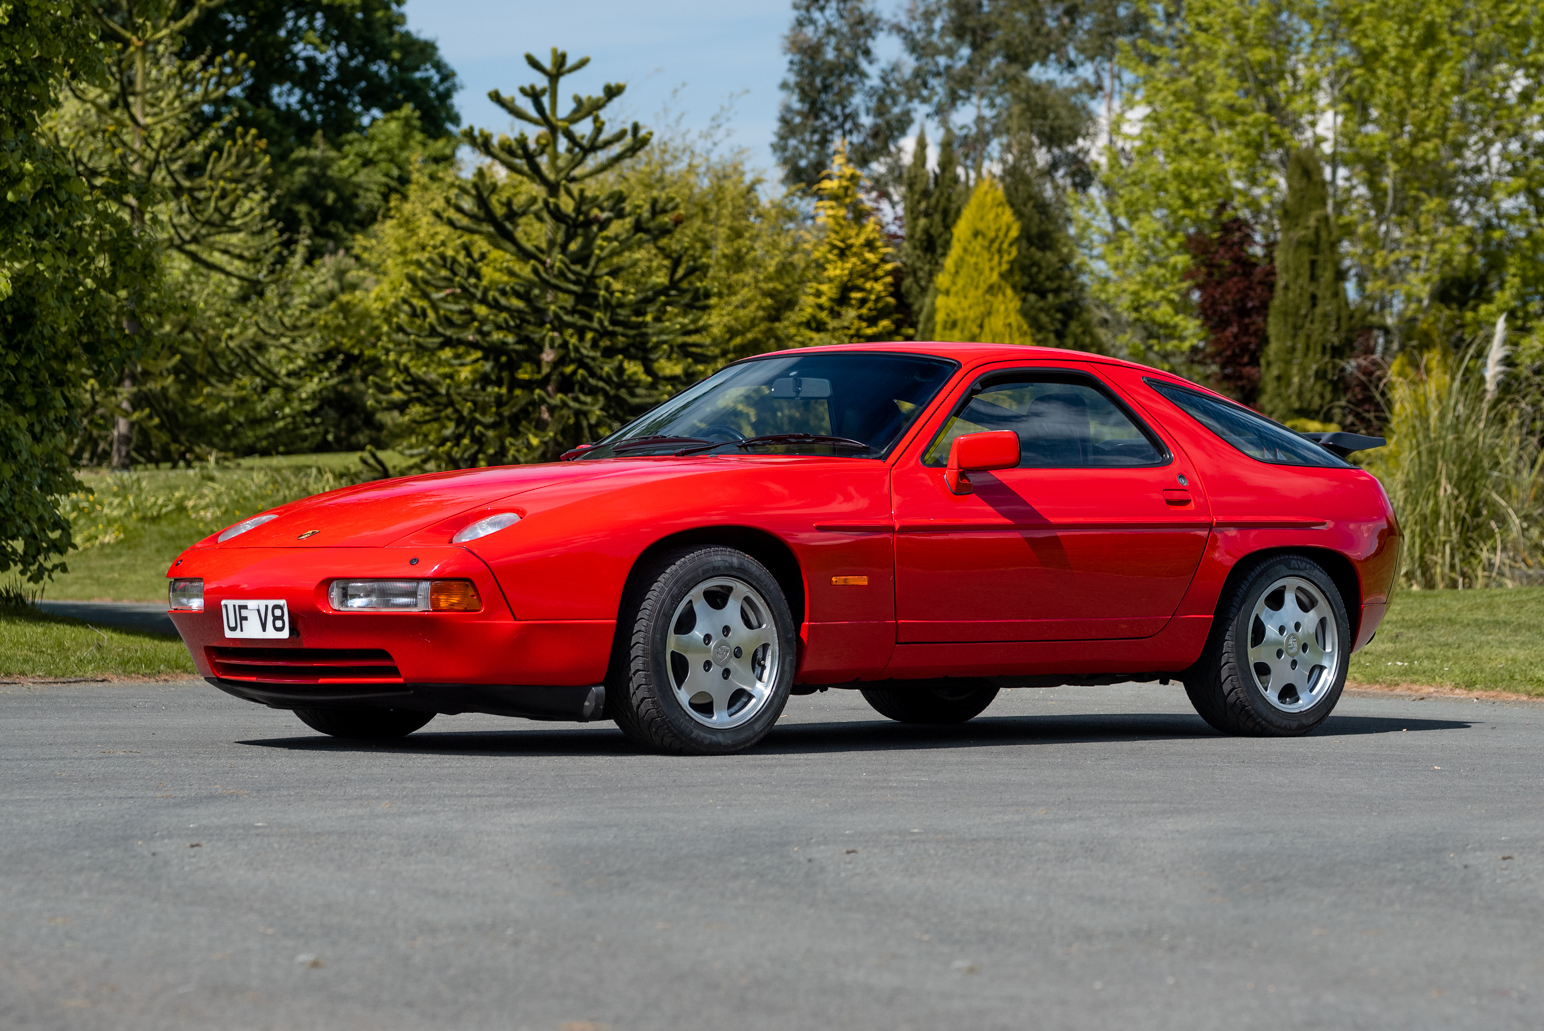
[609,435,713,453]
[675,433,873,456]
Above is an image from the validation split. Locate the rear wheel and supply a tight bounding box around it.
[293,708,434,740]
[860,680,999,724]
[608,547,796,755]
[1183,554,1349,736]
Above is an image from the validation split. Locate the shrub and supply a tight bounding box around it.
[61,463,357,551]
[1369,345,1544,588]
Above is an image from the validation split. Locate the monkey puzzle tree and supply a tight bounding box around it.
[393,49,708,467]
[51,0,275,467]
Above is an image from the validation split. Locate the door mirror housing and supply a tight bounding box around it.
[944,431,1020,495]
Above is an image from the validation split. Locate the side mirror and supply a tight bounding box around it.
[944,431,1020,495]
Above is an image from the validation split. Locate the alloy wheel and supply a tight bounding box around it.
[665,576,781,730]
[1245,575,1339,713]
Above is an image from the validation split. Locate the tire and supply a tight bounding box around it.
[293,707,435,740]
[860,679,999,724]
[607,547,797,755]
[1182,554,1350,736]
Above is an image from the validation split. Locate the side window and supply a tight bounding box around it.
[923,374,1166,468]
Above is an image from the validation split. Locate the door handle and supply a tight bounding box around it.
[1162,489,1193,505]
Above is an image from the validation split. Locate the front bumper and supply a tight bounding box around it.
[167,546,616,710]
[207,676,606,721]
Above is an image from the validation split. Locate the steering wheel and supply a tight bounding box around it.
[695,424,747,444]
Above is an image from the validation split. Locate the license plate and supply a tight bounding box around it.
[221,599,291,639]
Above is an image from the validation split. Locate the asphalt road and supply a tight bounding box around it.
[33,601,177,637]
[3,680,1541,1031]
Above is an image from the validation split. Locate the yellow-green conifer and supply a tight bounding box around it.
[796,145,900,343]
[932,179,1034,345]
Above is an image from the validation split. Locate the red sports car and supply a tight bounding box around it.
[166,343,1397,754]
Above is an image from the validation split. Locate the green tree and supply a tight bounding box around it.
[1000,146,1097,350]
[616,138,813,363]
[901,127,968,339]
[1081,0,1544,364]
[1260,147,1352,422]
[58,1,273,275]
[932,178,1034,344]
[773,0,912,189]
[268,104,458,252]
[1,0,146,581]
[182,0,457,152]
[795,145,902,343]
[391,49,709,467]
[181,0,459,245]
[896,0,1123,182]
[52,0,277,468]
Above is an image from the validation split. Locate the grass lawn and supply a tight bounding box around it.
[1348,586,1544,697]
[44,518,211,602]
[42,450,406,602]
[26,452,1544,695]
[4,582,1542,692]
[0,608,195,681]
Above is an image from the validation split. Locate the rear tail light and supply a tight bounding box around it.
[328,579,481,612]
[168,578,204,611]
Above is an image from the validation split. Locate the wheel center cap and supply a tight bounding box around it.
[1285,633,1301,656]
[712,641,732,665]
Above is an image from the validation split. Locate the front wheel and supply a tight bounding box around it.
[1183,554,1350,736]
[860,679,999,724]
[608,546,797,755]
[293,707,435,740]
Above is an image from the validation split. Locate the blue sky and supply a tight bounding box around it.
[400,1,804,177]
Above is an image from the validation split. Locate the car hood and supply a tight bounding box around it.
[198,458,742,549]
[202,461,642,549]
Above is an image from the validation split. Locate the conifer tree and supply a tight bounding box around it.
[901,127,967,339]
[1260,147,1352,422]
[795,144,901,343]
[394,49,708,467]
[932,178,1033,345]
[53,0,276,468]
[1000,152,1098,350]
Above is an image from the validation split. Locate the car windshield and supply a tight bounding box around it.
[1146,379,1348,468]
[581,353,958,459]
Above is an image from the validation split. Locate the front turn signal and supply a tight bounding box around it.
[429,580,482,612]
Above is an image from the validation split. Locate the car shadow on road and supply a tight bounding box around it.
[237,711,1470,757]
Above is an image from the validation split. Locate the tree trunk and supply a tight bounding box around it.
[109,369,135,470]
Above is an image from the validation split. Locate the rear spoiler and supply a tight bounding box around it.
[1299,431,1386,459]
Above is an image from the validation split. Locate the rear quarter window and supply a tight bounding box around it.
[1144,379,1348,468]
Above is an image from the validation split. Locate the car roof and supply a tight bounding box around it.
[749,340,1178,378]
[742,340,1249,411]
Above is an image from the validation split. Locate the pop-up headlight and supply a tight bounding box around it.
[217,513,278,543]
[451,512,521,543]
